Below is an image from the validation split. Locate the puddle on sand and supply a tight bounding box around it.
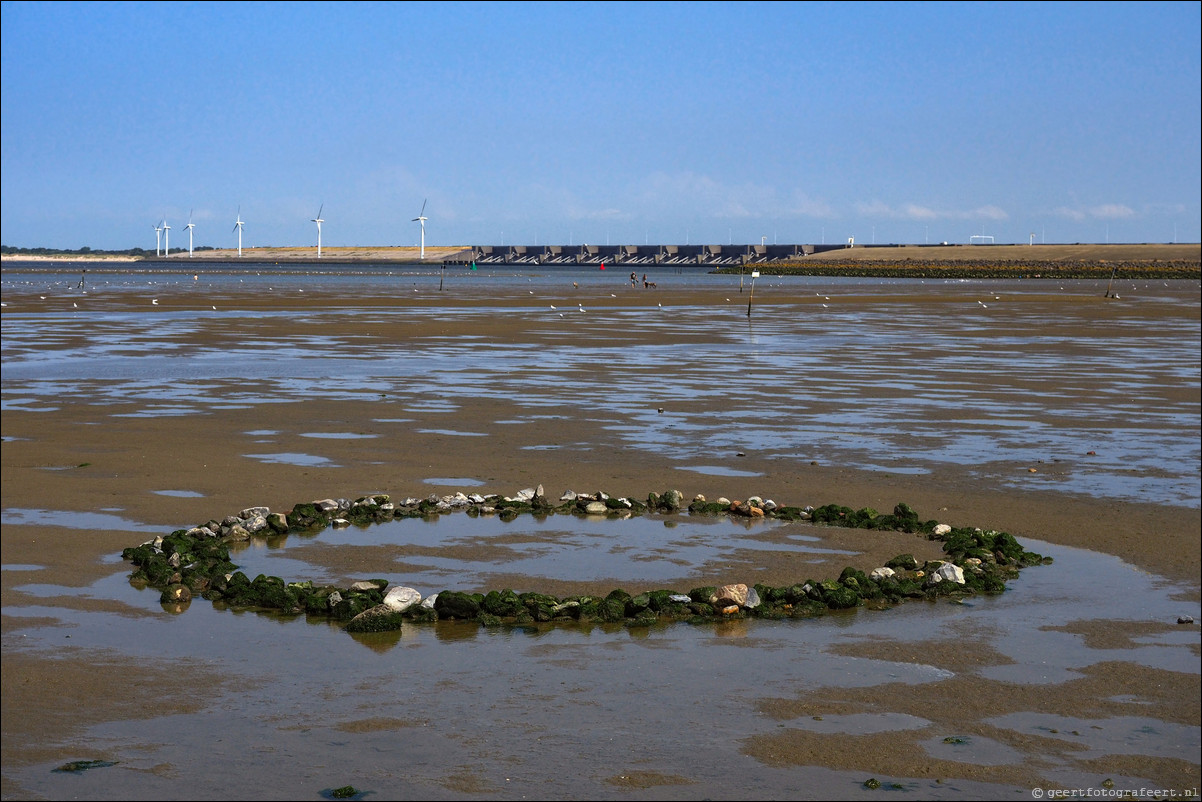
[300,432,378,439]
[242,452,337,467]
[677,465,763,477]
[152,489,205,498]
[0,508,165,533]
[422,477,487,486]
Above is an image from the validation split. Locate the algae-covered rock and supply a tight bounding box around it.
[345,604,405,633]
[823,584,862,609]
[625,592,652,616]
[481,589,524,617]
[433,591,482,620]
[886,554,919,571]
[122,494,1046,637]
[160,583,192,604]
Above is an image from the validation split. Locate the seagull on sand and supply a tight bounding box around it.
[152,299,159,305]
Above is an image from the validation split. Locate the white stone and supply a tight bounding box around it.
[870,567,896,581]
[933,562,965,584]
[383,586,422,613]
[934,523,952,536]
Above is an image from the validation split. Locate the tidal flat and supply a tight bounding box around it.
[2,262,1198,800]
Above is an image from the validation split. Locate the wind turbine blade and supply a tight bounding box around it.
[420,198,427,216]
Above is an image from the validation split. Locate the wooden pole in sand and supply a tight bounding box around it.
[746,270,758,318]
[1104,263,1117,298]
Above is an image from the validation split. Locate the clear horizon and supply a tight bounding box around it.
[2,1,1199,251]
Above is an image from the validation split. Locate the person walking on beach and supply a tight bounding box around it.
[630,271,637,287]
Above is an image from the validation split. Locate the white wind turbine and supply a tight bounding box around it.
[162,217,171,257]
[311,204,324,258]
[412,199,428,259]
[184,210,196,257]
[153,221,163,256]
[233,208,245,257]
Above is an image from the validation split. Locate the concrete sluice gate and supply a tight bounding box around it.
[453,242,854,265]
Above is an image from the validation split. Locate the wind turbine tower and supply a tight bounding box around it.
[233,209,245,257]
[153,221,163,256]
[312,204,324,258]
[162,218,171,257]
[412,199,428,259]
[184,210,196,257]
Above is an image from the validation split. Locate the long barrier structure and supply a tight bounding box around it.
[451,242,872,266]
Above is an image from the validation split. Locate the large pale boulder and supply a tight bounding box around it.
[710,583,749,607]
[930,562,965,584]
[383,586,422,613]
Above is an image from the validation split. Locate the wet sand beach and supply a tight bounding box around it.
[2,257,1199,800]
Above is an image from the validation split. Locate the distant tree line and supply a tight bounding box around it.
[1,245,216,256]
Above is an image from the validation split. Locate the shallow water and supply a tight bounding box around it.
[3,268,1199,507]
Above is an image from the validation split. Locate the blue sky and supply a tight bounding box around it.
[2,0,1199,251]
